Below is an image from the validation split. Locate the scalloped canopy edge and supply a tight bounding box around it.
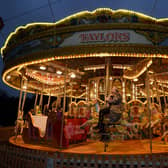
[1,8,168,56]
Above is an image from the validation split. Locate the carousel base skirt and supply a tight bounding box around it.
[9,136,168,155]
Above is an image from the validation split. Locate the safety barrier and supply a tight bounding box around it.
[0,144,47,168]
[50,153,168,168]
[1,143,168,168]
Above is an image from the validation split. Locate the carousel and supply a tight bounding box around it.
[2,8,168,156]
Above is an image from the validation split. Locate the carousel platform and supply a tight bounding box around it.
[4,136,168,168]
[9,135,168,155]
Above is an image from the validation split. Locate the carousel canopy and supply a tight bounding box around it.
[1,8,168,97]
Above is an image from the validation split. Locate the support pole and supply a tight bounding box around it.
[135,85,137,100]
[21,92,27,112]
[86,85,89,102]
[34,92,38,113]
[122,79,126,103]
[105,58,110,98]
[161,83,167,110]
[47,93,51,107]
[132,82,135,100]
[154,78,162,111]
[39,91,43,112]
[60,64,67,149]
[18,76,23,113]
[15,75,23,139]
[151,88,154,104]
[146,70,152,154]
[96,80,98,99]
[70,84,73,103]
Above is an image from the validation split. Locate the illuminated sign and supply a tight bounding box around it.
[60,30,152,47]
[79,32,130,43]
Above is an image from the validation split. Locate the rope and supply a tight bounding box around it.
[47,0,56,22]
[150,0,158,16]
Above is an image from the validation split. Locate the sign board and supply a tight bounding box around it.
[60,30,152,47]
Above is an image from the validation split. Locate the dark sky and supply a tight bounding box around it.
[0,0,167,96]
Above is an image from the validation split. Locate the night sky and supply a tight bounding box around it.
[0,0,167,96]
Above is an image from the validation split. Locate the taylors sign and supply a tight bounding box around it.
[79,32,130,43]
[60,30,152,47]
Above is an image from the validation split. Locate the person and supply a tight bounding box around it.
[94,99,100,114]
[56,105,63,120]
[52,96,63,120]
[30,108,35,115]
[93,87,124,133]
[43,104,50,116]
[52,96,62,112]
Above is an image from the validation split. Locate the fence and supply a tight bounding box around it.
[0,144,47,168]
[1,143,168,168]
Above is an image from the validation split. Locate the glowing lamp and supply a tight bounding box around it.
[6,75,11,80]
[40,66,46,70]
[56,70,62,75]
[23,85,27,89]
[133,78,138,82]
[70,73,76,78]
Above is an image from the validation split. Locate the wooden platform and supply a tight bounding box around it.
[9,136,168,155]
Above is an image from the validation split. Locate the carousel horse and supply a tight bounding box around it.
[161,110,168,143]
[141,103,162,138]
[80,111,99,139]
[79,100,100,139]
[15,110,24,138]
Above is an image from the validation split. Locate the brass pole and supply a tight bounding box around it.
[60,64,67,148]
[105,58,110,97]
[34,92,38,113]
[15,75,23,138]
[47,93,51,107]
[146,70,152,154]
[122,79,126,103]
[154,78,162,111]
[18,76,23,113]
[39,92,43,112]
[161,83,167,109]
[70,84,72,103]
[21,92,27,112]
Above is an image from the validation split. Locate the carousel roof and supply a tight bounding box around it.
[1,8,168,97]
